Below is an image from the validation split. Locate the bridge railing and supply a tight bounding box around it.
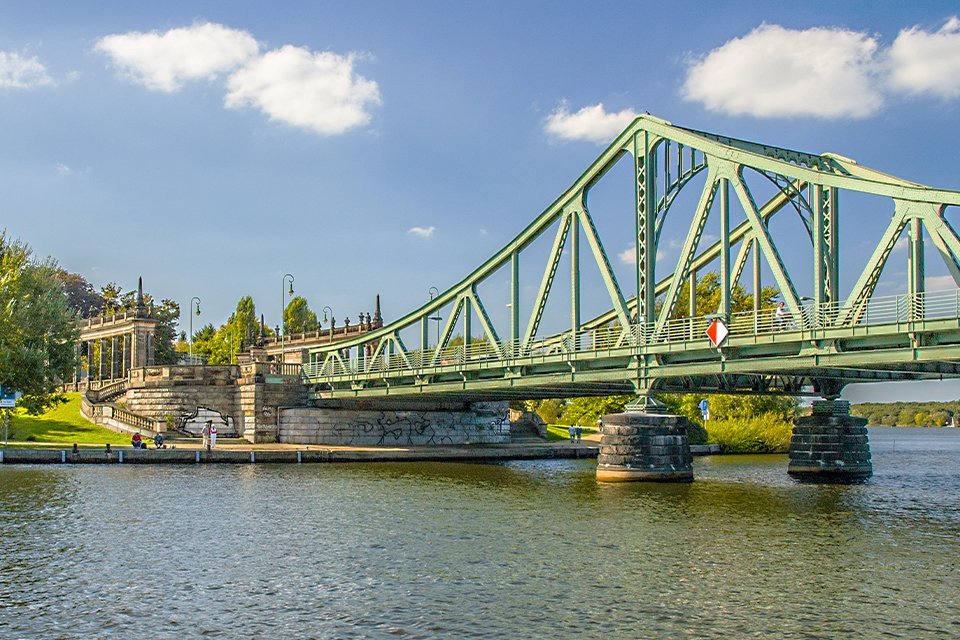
[302,288,960,379]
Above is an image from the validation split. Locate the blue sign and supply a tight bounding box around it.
[0,385,21,408]
[698,399,709,420]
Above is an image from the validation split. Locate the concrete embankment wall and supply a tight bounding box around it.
[279,401,511,446]
[0,444,594,465]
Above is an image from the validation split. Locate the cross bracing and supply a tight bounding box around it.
[304,115,960,403]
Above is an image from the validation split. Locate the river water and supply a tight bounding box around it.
[1,427,958,639]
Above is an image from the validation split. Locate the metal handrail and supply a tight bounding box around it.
[303,288,960,380]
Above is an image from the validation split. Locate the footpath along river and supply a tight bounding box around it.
[0,427,958,638]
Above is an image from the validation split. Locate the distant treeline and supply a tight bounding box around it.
[851,401,960,427]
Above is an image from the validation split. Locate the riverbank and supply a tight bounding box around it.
[0,442,720,464]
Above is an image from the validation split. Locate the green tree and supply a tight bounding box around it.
[192,296,261,364]
[150,298,181,365]
[526,398,565,424]
[670,271,780,319]
[560,395,633,426]
[283,296,317,334]
[0,233,78,413]
[55,270,103,317]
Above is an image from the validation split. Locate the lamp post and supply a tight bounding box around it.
[281,273,295,363]
[189,297,201,361]
[428,287,442,346]
[322,306,333,340]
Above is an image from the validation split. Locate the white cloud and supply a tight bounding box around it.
[926,274,957,291]
[544,102,638,143]
[683,24,883,118]
[56,163,73,175]
[225,45,381,135]
[407,226,435,238]
[0,51,53,88]
[888,17,960,99]
[95,22,259,92]
[618,246,666,263]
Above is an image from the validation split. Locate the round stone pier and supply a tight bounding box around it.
[788,400,872,482]
[596,412,694,482]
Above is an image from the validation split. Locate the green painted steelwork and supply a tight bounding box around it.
[304,116,960,403]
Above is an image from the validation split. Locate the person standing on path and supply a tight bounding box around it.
[202,420,211,449]
[568,425,575,443]
[210,423,218,449]
[575,425,582,442]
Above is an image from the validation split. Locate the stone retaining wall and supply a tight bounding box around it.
[279,401,511,446]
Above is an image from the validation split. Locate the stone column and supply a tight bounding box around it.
[86,341,93,383]
[596,412,694,482]
[788,400,871,482]
[129,331,138,371]
[110,336,117,380]
[98,339,106,381]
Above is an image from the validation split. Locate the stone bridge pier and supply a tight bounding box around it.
[788,400,872,482]
[597,399,872,484]
[596,411,695,482]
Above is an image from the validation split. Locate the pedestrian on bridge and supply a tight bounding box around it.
[776,301,788,331]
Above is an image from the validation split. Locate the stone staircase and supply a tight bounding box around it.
[509,410,547,441]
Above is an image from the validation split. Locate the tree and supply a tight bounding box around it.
[0,233,78,413]
[150,298,181,365]
[55,270,103,318]
[670,271,780,320]
[283,296,317,335]
[191,296,262,364]
[560,395,633,426]
[526,399,565,424]
[658,392,799,426]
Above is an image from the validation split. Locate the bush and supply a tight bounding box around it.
[706,413,792,453]
[25,435,37,442]
[686,419,708,445]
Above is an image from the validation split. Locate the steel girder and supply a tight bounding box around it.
[305,115,960,401]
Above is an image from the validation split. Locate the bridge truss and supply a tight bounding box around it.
[304,115,960,402]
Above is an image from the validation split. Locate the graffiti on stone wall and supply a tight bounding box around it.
[178,406,237,438]
[312,406,510,446]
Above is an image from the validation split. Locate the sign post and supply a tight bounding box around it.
[0,385,22,447]
[698,398,709,422]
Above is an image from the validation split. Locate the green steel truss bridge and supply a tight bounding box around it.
[303,115,960,403]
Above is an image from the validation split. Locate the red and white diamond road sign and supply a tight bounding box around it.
[706,318,729,348]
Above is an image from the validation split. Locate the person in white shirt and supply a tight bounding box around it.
[775,301,788,331]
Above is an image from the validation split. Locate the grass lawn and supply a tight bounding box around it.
[4,393,131,447]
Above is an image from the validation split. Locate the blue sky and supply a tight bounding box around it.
[3,1,960,401]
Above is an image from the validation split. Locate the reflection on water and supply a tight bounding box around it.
[1,428,958,638]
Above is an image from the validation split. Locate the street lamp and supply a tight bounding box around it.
[428,287,442,346]
[281,273,295,363]
[189,297,201,361]
[322,305,334,337]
